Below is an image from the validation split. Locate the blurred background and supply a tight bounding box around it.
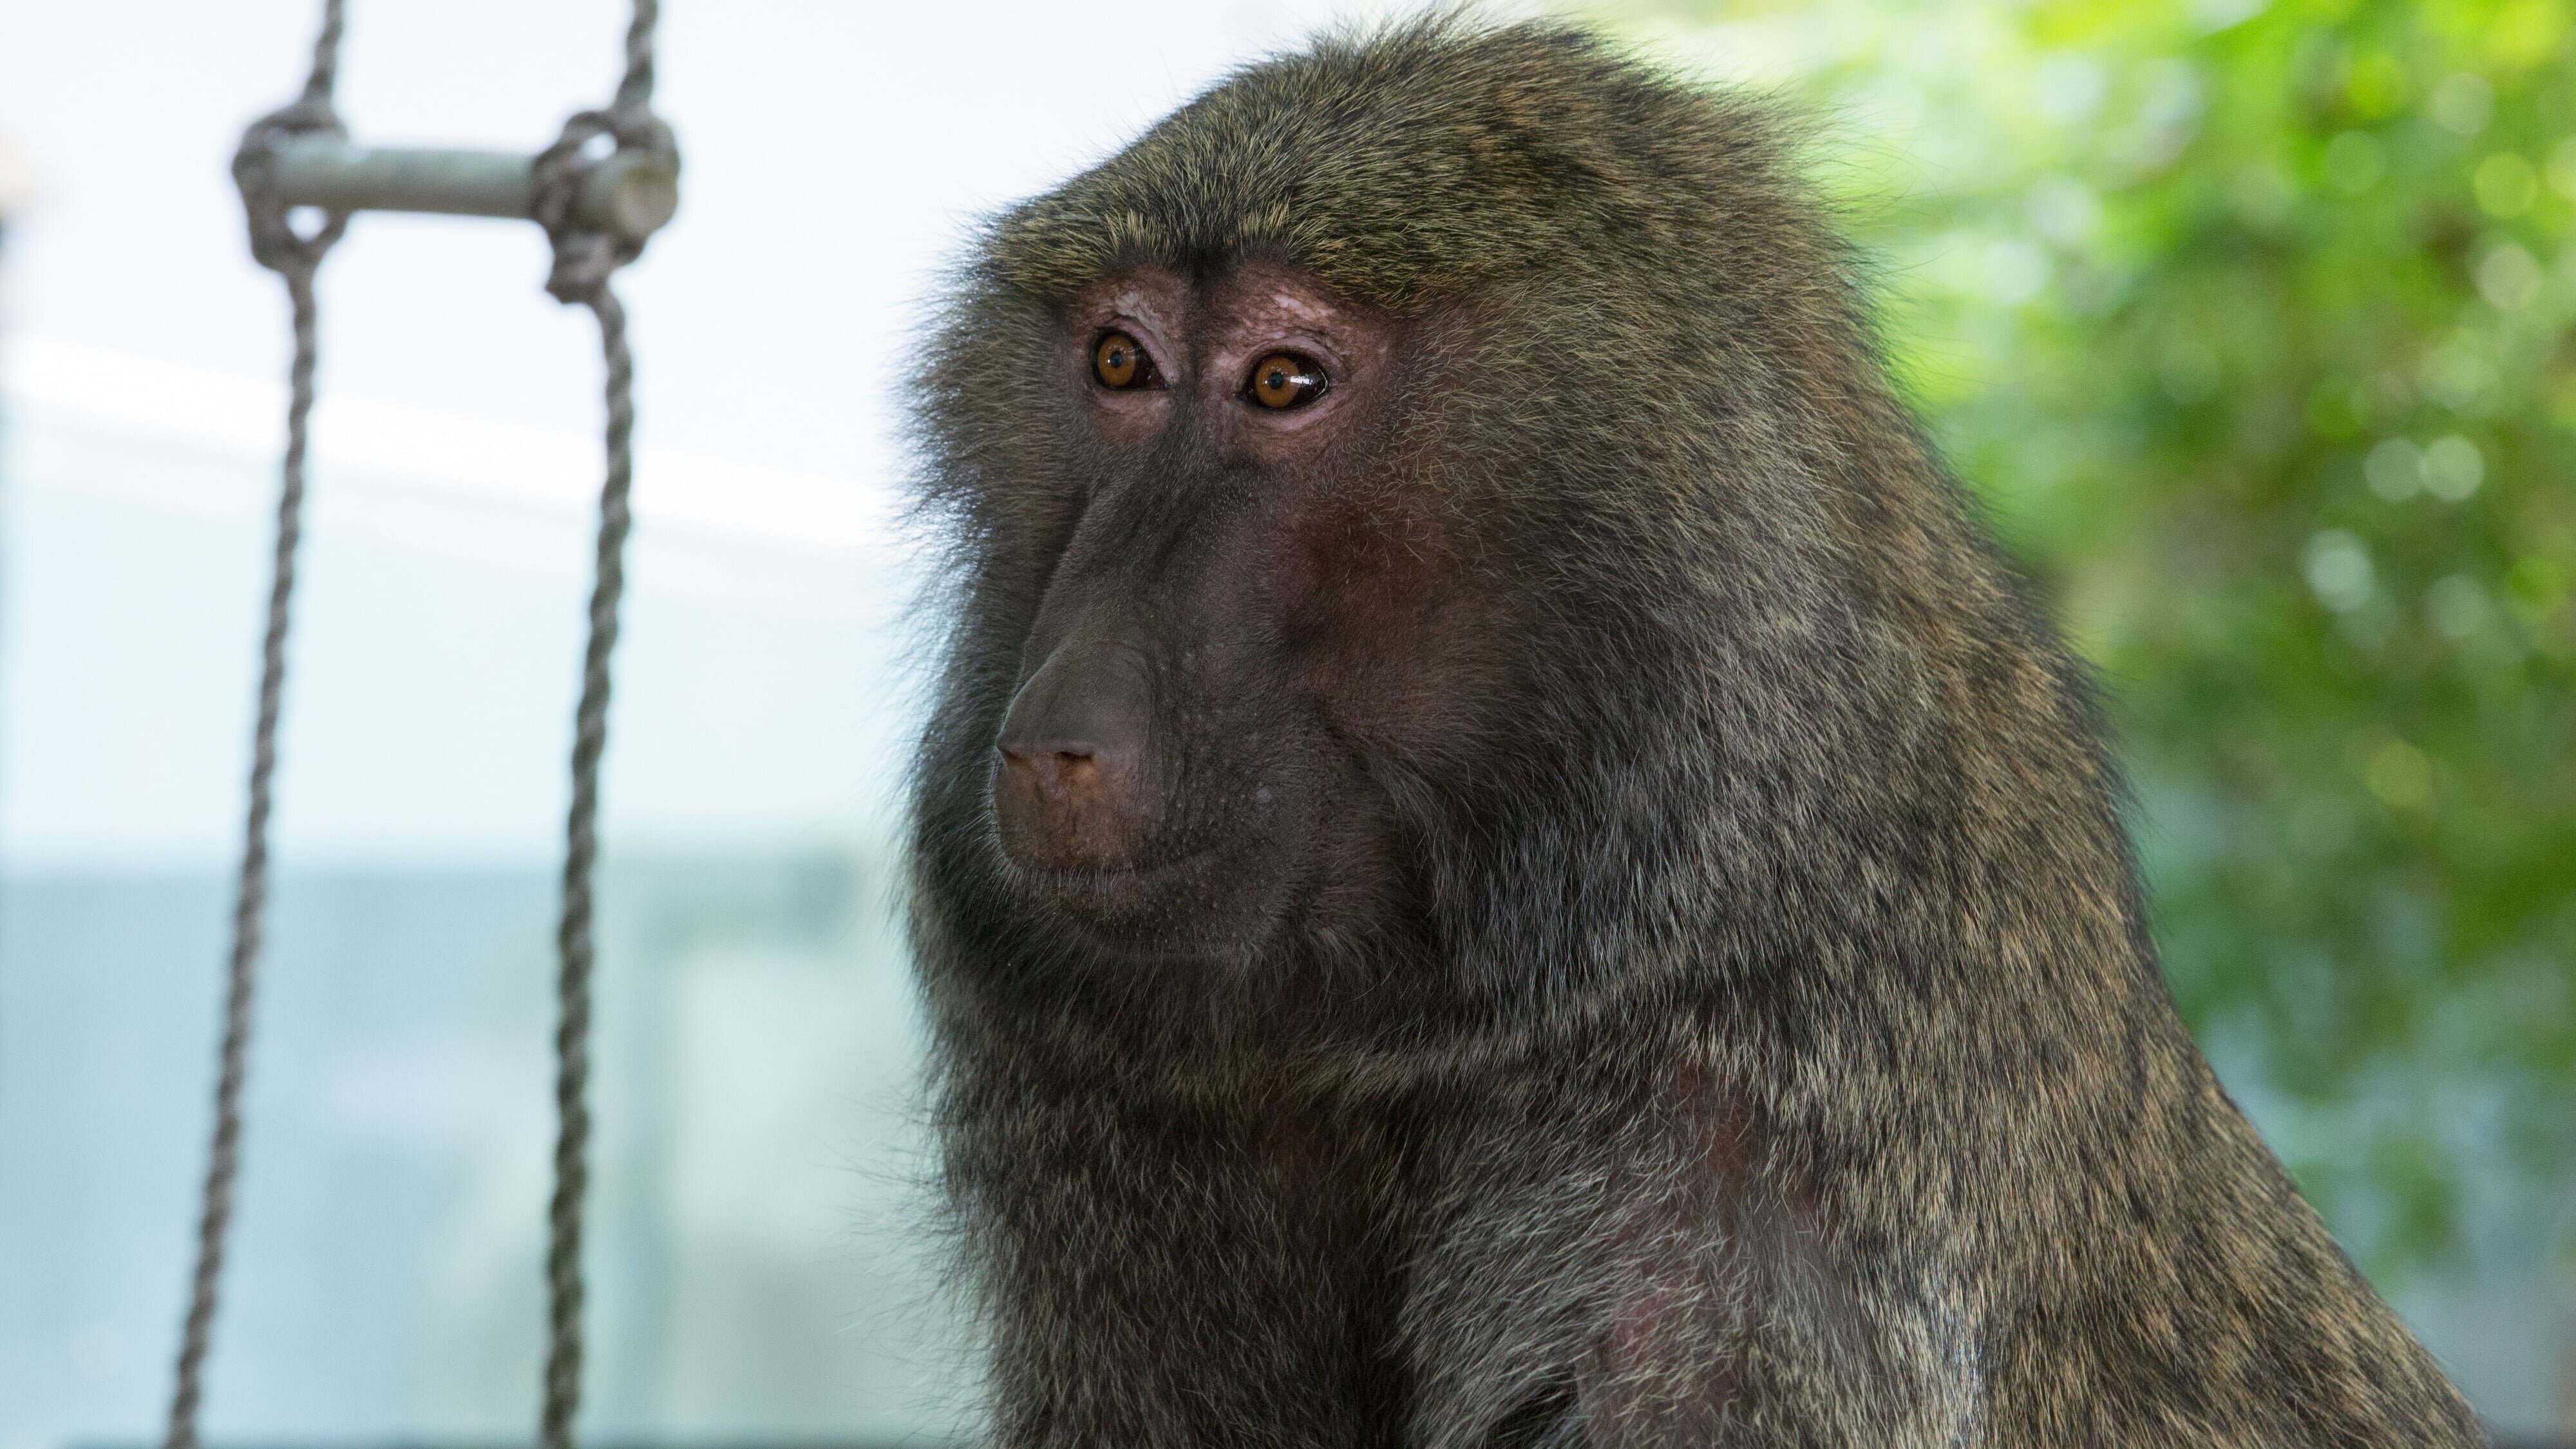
[0,0,2566,1444]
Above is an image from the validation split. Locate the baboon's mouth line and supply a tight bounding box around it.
[1024,844,1228,911]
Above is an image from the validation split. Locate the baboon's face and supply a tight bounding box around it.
[987,263,1501,963]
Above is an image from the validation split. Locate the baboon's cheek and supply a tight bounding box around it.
[1292,499,1479,705]
[1307,567,1528,786]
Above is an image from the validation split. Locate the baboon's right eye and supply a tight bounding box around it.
[1092,332,1159,390]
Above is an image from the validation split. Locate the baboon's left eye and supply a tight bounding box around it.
[1245,353,1327,410]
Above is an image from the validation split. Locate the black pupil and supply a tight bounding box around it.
[1267,368,1288,390]
[1106,345,1128,370]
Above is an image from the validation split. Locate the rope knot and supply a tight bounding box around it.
[232,99,350,278]
[531,108,679,305]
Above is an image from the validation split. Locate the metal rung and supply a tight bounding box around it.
[268,136,678,242]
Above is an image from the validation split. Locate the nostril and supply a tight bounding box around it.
[1052,748,1104,805]
[996,738,1106,803]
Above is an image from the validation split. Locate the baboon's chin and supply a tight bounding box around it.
[1020,840,1296,964]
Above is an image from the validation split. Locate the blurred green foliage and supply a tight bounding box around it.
[1598,0,2576,1275]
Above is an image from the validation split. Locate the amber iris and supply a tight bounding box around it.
[1249,354,1323,410]
[1093,332,1151,389]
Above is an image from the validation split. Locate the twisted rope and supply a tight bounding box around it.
[533,5,663,1444]
[169,2,346,1434]
[298,0,346,107]
[166,268,319,1449]
[614,0,659,112]
[542,281,635,1449]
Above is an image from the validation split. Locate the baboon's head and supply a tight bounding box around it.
[914,21,1989,1023]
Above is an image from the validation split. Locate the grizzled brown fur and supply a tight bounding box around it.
[903,17,2484,1447]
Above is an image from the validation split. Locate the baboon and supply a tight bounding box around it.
[903,19,2485,1448]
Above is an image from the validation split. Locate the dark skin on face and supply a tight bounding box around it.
[989,263,1502,980]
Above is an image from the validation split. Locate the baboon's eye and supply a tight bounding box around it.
[1092,331,1158,390]
[1245,353,1327,410]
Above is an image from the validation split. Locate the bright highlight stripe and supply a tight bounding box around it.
[0,336,896,552]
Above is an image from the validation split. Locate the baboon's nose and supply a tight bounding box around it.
[992,644,1153,874]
